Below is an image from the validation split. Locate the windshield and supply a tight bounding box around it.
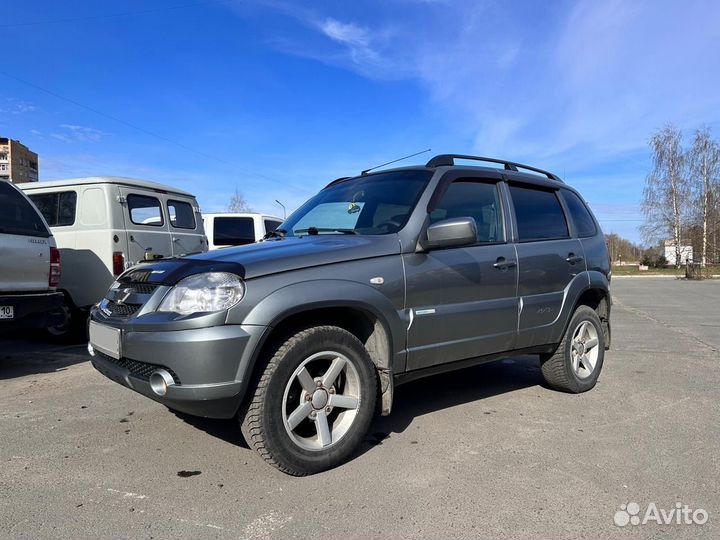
[282,170,432,237]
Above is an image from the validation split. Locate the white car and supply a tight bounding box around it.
[21,176,207,337]
[202,213,283,250]
[0,180,63,330]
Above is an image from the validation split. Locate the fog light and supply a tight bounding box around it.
[149,370,175,396]
[87,343,95,357]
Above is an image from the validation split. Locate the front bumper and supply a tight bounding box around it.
[0,292,64,329]
[89,323,267,418]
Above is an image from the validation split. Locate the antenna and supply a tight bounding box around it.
[361,148,431,176]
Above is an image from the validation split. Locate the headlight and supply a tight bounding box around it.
[157,272,245,315]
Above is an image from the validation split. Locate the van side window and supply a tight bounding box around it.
[560,189,597,238]
[509,185,569,242]
[28,191,77,227]
[214,217,254,246]
[168,200,196,229]
[128,194,163,226]
[430,179,504,243]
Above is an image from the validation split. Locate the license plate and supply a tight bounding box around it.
[89,321,122,359]
[0,306,14,319]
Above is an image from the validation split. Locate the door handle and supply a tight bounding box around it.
[566,253,584,264]
[493,257,517,270]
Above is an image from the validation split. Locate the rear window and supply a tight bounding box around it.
[28,191,77,227]
[128,194,163,226]
[0,181,50,237]
[509,185,569,241]
[168,200,196,229]
[214,217,255,246]
[560,189,597,237]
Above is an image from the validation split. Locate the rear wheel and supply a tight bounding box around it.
[46,298,87,343]
[240,326,377,476]
[540,305,605,393]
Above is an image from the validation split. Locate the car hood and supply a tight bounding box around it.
[118,235,401,285]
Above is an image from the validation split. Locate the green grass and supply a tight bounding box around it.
[611,265,685,276]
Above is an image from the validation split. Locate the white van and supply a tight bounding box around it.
[202,212,283,250]
[21,177,207,336]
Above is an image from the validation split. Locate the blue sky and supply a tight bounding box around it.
[2,0,720,243]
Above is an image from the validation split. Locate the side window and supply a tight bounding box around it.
[264,219,282,233]
[560,190,597,237]
[430,179,504,243]
[214,217,255,246]
[509,185,569,241]
[168,200,196,229]
[28,191,77,227]
[127,194,163,226]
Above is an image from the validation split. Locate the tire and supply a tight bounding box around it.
[540,305,605,393]
[240,326,377,476]
[46,300,87,343]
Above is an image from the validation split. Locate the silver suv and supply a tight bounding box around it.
[0,180,63,330]
[89,154,612,475]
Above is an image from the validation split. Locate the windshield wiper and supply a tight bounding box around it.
[263,228,287,240]
[294,227,357,236]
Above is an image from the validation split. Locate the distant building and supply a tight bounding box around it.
[0,137,39,183]
[663,240,693,265]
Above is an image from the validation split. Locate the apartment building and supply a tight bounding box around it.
[0,137,39,183]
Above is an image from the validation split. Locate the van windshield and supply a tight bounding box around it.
[0,182,50,238]
[282,170,432,237]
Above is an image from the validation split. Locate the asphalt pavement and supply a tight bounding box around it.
[1,277,718,539]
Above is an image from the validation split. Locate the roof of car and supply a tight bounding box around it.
[203,212,283,220]
[18,176,196,198]
[326,164,567,191]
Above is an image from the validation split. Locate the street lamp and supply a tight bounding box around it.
[275,199,286,219]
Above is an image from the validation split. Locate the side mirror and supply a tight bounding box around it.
[422,217,477,250]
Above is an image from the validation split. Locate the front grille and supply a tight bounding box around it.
[105,301,141,316]
[102,282,160,319]
[95,351,181,384]
[125,283,158,294]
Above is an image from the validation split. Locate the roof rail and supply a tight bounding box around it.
[426,154,562,182]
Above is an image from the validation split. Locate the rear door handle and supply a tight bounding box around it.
[493,257,517,270]
[566,253,584,264]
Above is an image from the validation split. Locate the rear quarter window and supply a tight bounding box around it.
[509,184,569,242]
[560,189,597,237]
[0,182,50,237]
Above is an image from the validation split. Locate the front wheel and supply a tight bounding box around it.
[240,326,377,476]
[540,305,605,393]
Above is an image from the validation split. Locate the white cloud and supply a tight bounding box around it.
[49,124,105,143]
[0,98,37,114]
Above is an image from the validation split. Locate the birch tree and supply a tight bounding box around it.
[688,128,720,267]
[227,188,252,212]
[641,125,690,267]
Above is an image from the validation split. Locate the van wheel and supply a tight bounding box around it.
[240,326,377,476]
[46,301,86,342]
[540,305,605,393]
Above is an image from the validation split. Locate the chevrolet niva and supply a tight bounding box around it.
[89,154,611,475]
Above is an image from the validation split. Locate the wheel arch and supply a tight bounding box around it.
[234,280,404,416]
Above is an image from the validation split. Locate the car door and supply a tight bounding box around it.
[167,197,204,256]
[404,174,519,371]
[119,187,173,264]
[508,182,585,348]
